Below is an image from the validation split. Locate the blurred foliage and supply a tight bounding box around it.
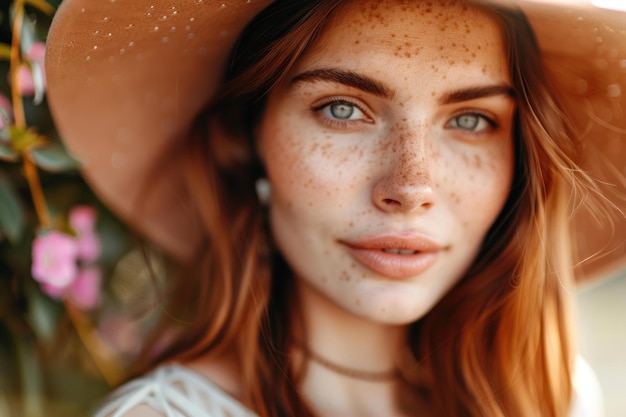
[0,1,159,416]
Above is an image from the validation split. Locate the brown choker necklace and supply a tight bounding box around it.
[295,344,399,382]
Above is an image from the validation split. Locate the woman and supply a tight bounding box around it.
[45,0,625,416]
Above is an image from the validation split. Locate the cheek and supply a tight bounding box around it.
[443,141,513,230]
[260,117,364,211]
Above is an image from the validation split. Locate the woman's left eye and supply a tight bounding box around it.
[319,101,367,121]
[447,113,494,132]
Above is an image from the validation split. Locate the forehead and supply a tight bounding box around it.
[296,0,508,84]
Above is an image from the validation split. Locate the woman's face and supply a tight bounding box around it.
[257,0,515,325]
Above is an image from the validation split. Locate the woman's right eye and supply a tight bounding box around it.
[313,98,372,126]
[322,102,364,120]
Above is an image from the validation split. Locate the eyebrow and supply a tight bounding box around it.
[440,85,516,104]
[291,68,395,99]
[290,68,515,104]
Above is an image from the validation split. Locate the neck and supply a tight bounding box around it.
[292,280,409,417]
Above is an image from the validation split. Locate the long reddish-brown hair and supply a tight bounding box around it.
[139,1,600,416]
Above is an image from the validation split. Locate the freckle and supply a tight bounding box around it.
[355,298,361,306]
[380,308,386,313]
[351,262,356,268]
[321,276,328,284]
[448,60,455,65]
[349,222,354,228]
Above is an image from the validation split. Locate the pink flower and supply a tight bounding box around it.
[69,206,97,233]
[70,206,101,262]
[32,231,79,288]
[15,42,47,104]
[16,64,35,96]
[25,42,46,63]
[68,267,101,309]
[40,281,68,299]
[32,206,103,308]
[76,232,101,262]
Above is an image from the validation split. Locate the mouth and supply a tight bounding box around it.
[381,248,419,255]
[340,234,445,279]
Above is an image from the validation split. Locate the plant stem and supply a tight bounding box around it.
[22,157,51,227]
[10,0,51,229]
[9,0,26,129]
[65,301,126,386]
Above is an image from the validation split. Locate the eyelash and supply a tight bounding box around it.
[311,97,372,128]
[447,110,498,134]
[310,99,499,135]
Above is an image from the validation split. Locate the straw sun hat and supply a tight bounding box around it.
[45,0,625,281]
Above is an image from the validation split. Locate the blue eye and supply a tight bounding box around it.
[321,101,367,121]
[448,113,494,132]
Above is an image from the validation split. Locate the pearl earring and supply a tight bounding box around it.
[255,177,271,205]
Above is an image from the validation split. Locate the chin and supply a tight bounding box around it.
[344,289,443,326]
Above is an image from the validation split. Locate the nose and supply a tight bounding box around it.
[372,135,437,215]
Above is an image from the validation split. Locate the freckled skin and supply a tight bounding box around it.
[257,0,515,325]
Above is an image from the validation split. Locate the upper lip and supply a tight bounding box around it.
[340,233,446,252]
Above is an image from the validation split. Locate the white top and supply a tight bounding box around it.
[95,357,604,417]
[95,365,256,417]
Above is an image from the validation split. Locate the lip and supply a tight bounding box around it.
[340,233,445,279]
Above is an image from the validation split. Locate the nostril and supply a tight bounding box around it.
[382,198,401,206]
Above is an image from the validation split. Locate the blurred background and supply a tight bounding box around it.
[0,1,624,416]
[577,270,626,417]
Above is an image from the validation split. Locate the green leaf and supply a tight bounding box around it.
[9,126,45,152]
[0,142,19,162]
[24,0,55,16]
[0,44,11,61]
[0,176,25,243]
[29,143,80,172]
[27,288,61,341]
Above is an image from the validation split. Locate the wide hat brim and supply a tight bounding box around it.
[46,0,626,281]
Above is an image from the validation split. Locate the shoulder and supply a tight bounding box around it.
[569,356,605,417]
[93,364,256,417]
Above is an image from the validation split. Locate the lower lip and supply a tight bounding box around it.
[344,246,440,279]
